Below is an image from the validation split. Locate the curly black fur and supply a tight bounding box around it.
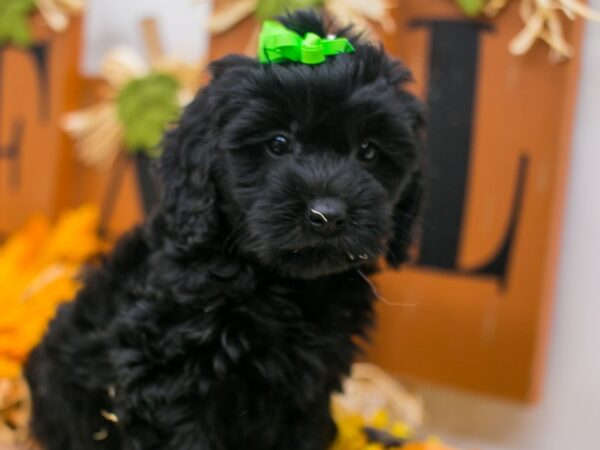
[25,11,424,450]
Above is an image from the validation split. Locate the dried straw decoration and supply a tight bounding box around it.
[326,0,396,35]
[485,0,600,61]
[332,364,464,449]
[207,0,396,55]
[333,363,423,430]
[209,0,599,62]
[36,0,85,32]
[0,377,34,448]
[62,18,204,169]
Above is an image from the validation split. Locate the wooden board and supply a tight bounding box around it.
[0,15,82,235]
[369,0,582,401]
[0,16,143,239]
[208,0,583,401]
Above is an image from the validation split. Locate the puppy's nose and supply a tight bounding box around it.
[307,198,347,232]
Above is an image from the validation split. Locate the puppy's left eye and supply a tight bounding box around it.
[358,140,379,164]
[267,135,291,156]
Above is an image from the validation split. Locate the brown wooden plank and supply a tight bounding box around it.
[369,0,584,401]
[0,16,83,234]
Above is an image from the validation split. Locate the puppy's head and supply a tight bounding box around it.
[160,11,424,279]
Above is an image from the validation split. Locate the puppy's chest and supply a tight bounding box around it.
[120,272,373,396]
[200,282,367,371]
[197,281,371,398]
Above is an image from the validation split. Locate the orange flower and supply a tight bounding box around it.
[0,205,104,378]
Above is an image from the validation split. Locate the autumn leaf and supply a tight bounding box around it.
[116,73,181,156]
[0,0,36,47]
[455,0,485,17]
[0,206,104,378]
[256,0,324,20]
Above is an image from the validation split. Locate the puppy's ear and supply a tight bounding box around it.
[385,169,423,268]
[158,88,219,251]
[158,55,257,251]
[385,86,426,268]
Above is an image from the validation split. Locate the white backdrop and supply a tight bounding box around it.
[82,0,212,75]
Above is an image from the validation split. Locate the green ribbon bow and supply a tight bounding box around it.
[258,20,355,65]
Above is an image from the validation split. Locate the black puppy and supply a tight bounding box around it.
[25,11,423,450]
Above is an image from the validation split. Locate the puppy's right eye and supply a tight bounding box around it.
[267,136,291,156]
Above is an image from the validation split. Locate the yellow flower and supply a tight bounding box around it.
[370,410,389,429]
[391,421,412,440]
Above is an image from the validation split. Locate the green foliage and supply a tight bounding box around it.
[455,0,485,17]
[116,73,181,156]
[256,0,324,20]
[0,0,36,47]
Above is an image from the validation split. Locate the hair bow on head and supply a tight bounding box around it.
[258,20,355,65]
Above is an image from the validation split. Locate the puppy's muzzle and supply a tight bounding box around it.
[307,197,347,234]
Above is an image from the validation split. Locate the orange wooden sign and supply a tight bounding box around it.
[208,1,582,401]
[0,16,82,236]
[369,0,582,402]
